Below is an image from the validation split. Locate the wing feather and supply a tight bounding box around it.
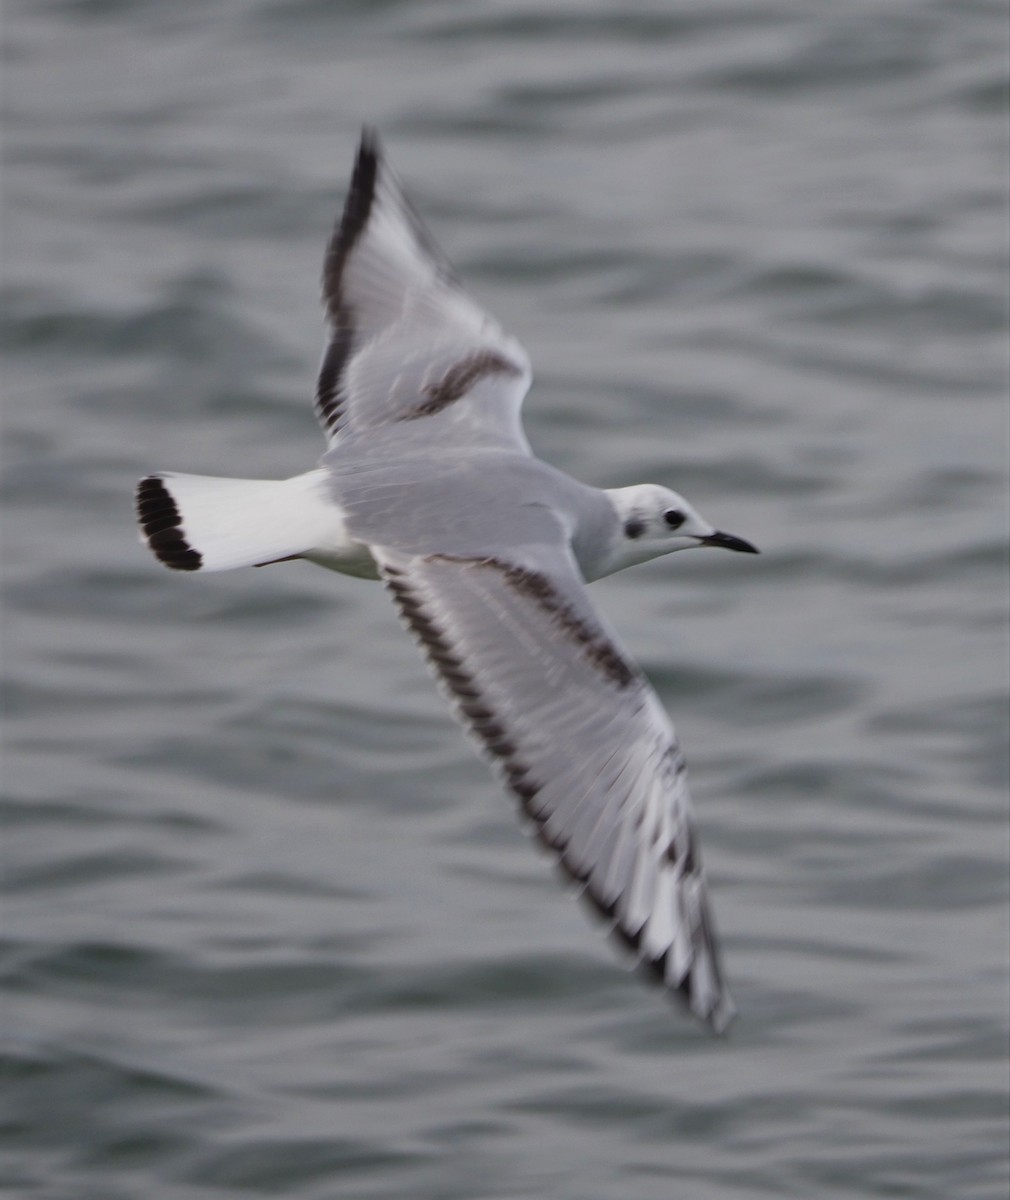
[315,131,532,449]
[374,544,734,1031]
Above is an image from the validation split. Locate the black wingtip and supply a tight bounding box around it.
[320,128,382,318]
[345,132,378,226]
[358,124,381,160]
[353,126,381,200]
[135,476,202,571]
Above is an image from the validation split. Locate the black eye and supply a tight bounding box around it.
[663,509,686,530]
[624,519,645,540]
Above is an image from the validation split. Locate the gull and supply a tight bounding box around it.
[135,129,758,1032]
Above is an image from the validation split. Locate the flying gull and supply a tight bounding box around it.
[136,129,759,1031]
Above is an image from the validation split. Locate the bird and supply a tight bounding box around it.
[135,129,759,1032]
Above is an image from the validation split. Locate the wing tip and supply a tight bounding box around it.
[315,127,386,438]
[662,960,736,1034]
[352,125,382,213]
[640,949,736,1035]
[358,123,381,162]
[322,127,383,306]
[596,894,735,1034]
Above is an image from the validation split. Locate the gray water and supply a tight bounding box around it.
[3,2,1009,1197]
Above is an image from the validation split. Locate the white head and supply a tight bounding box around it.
[591,484,759,579]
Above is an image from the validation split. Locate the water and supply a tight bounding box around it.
[3,1,1008,1197]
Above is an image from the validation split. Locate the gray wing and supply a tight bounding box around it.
[315,130,532,450]
[374,541,734,1031]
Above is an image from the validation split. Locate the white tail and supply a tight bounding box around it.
[135,469,348,572]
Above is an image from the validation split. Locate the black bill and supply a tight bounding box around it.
[699,530,760,554]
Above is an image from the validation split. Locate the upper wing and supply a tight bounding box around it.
[315,130,532,450]
[374,543,734,1031]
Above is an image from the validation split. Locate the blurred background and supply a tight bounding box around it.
[3,2,1008,1197]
